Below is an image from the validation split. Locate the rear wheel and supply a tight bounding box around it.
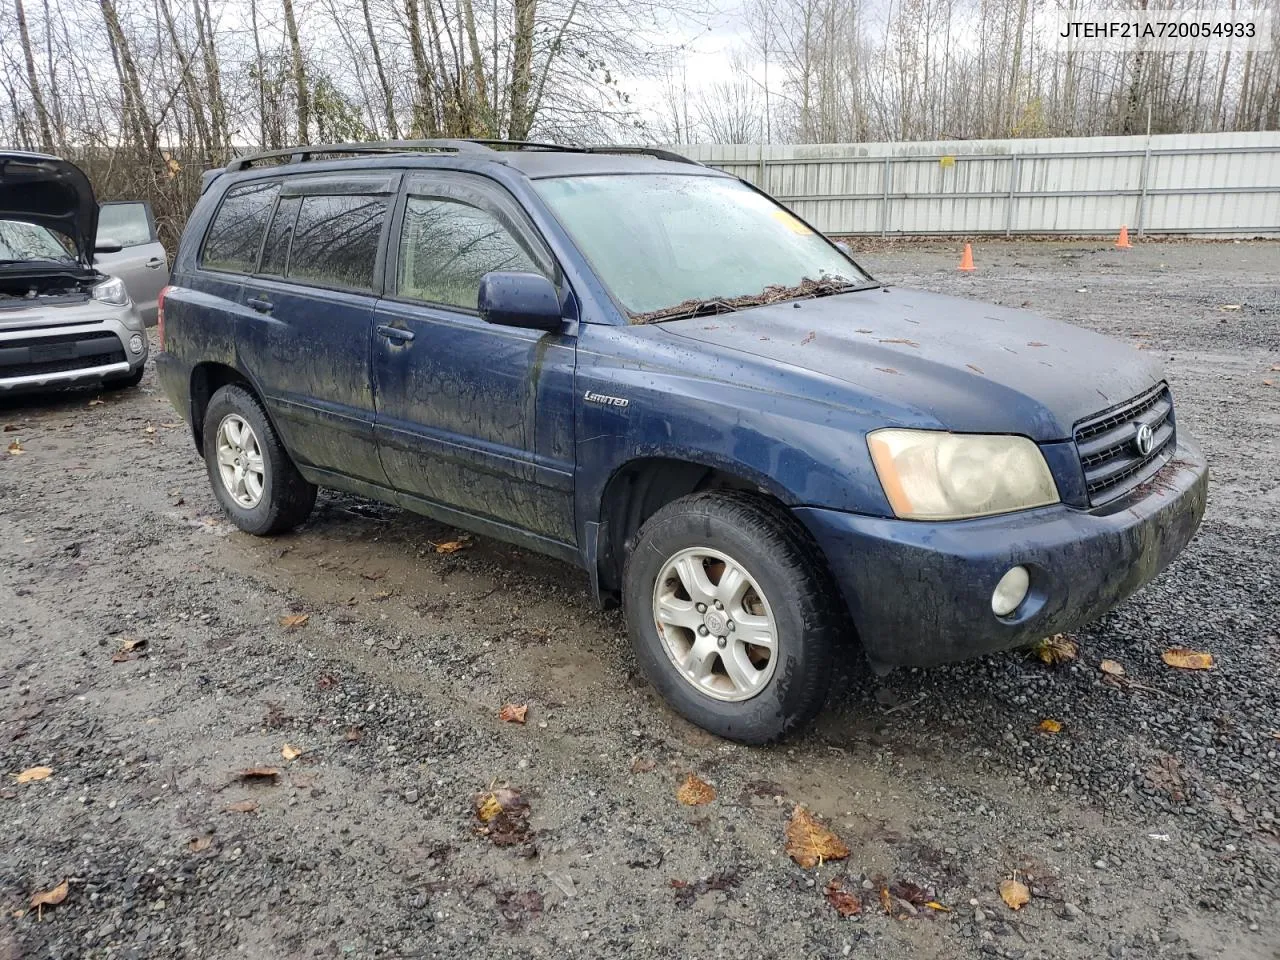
[623,491,846,744]
[202,384,316,535]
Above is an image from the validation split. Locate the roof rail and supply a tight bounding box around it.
[223,139,497,172]
[221,138,701,173]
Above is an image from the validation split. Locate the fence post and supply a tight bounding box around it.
[1005,154,1020,237]
[758,142,767,190]
[881,156,892,237]
[1135,144,1152,237]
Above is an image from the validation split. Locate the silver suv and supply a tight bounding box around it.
[0,152,157,393]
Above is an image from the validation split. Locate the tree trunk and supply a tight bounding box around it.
[362,0,400,138]
[281,0,309,143]
[194,0,227,151]
[507,0,537,139]
[461,0,490,134]
[15,0,56,151]
[403,0,437,136]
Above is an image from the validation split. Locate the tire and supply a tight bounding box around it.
[622,490,847,744]
[105,365,145,390]
[202,384,316,535]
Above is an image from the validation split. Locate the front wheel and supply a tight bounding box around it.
[202,384,316,535]
[623,491,847,744]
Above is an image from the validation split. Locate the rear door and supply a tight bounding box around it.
[371,172,577,543]
[95,201,167,324]
[236,173,397,488]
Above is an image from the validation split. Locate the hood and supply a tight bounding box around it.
[0,152,98,264]
[659,287,1164,442]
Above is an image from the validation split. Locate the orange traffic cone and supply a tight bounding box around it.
[1115,225,1132,249]
[957,243,975,272]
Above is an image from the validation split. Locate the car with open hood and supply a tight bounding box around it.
[153,139,1208,743]
[0,151,151,393]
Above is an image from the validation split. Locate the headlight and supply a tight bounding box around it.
[91,276,129,306]
[867,429,1060,520]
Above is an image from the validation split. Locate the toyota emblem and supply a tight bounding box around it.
[1134,421,1155,456]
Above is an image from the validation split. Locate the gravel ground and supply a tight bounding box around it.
[1,239,1277,960]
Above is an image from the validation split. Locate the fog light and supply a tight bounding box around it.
[128,334,144,355]
[991,565,1030,617]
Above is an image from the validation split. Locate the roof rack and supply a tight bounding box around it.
[222,138,700,173]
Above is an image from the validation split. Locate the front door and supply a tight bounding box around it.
[95,201,168,324]
[372,172,576,544]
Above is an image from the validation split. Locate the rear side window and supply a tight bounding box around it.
[287,194,386,292]
[260,196,301,277]
[397,197,542,309]
[98,202,155,247]
[202,181,279,273]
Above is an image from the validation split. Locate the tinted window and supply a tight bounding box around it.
[397,197,542,309]
[287,194,386,291]
[202,181,279,273]
[260,196,300,276]
[98,202,153,247]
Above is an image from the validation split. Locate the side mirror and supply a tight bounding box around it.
[477,271,562,331]
[94,237,123,255]
[835,240,855,257]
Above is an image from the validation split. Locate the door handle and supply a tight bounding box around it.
[145,258,165,269]
[377,324,415,343]
[247,297,273,314]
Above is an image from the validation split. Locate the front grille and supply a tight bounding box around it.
[0,331,126,380]
[1074,383,1175,505]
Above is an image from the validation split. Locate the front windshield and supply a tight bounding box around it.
[0,220,73,263]
[534,174,871,319]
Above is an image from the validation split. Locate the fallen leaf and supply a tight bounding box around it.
[824,878,862,917]
[1033,633,1078,665]
[188,836,214,852]
[224,799,259,813]
[891,880,930,905]
[784,804,849,868]
[281,744,303,761]
[1038,718,1063,734]
[143,424,156,435]
[1262,380,1273,387]
[1219,304,1241,311]
[118,637,146,652]
[236,767,280,782]
[1271,364,1280,372]
[925,901,951,912]
[1027,341,1048,347]
[317,675,338,690]
[88,399,105,407]
[1,423,18,431]
[431,539,470,554]
[360,571,385,581]
[279,613,310,629]
[1162,648,1214,670]
[371,589,392,600]
[1099,659,1126,677]
[344,727,363,743]
[473,788,531,847]
[15,766,53,783]
[878,337,920,347]
[499,703,528,724]
[630,757,657,774]
[29,879,69,917]
[800,331,816,345]
[878,886,895,915]
[6,440,24,455]
[874,367,900,375]
[999,878,1030,910]
[965,363,985,375]
[675,773,716,806]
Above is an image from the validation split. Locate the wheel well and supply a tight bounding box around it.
[189,363,254,454]
[596,458,782,601]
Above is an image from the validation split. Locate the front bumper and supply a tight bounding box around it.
[796,439,1209,670]
[0,306,147,394]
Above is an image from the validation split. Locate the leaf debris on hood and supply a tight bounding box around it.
[629,277,865,324]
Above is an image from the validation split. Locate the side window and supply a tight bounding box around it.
[397,197,543,310]
[98,202,155,247]
[286,194,386,292]
[201,181,279,273]
[260,196,301,277]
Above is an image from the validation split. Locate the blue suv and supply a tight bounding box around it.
[156,140,1208,743]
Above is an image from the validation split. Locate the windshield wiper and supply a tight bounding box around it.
[630,298,741,324]
[629,276,873,325]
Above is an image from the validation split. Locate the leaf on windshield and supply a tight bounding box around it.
[629,277,861,324]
